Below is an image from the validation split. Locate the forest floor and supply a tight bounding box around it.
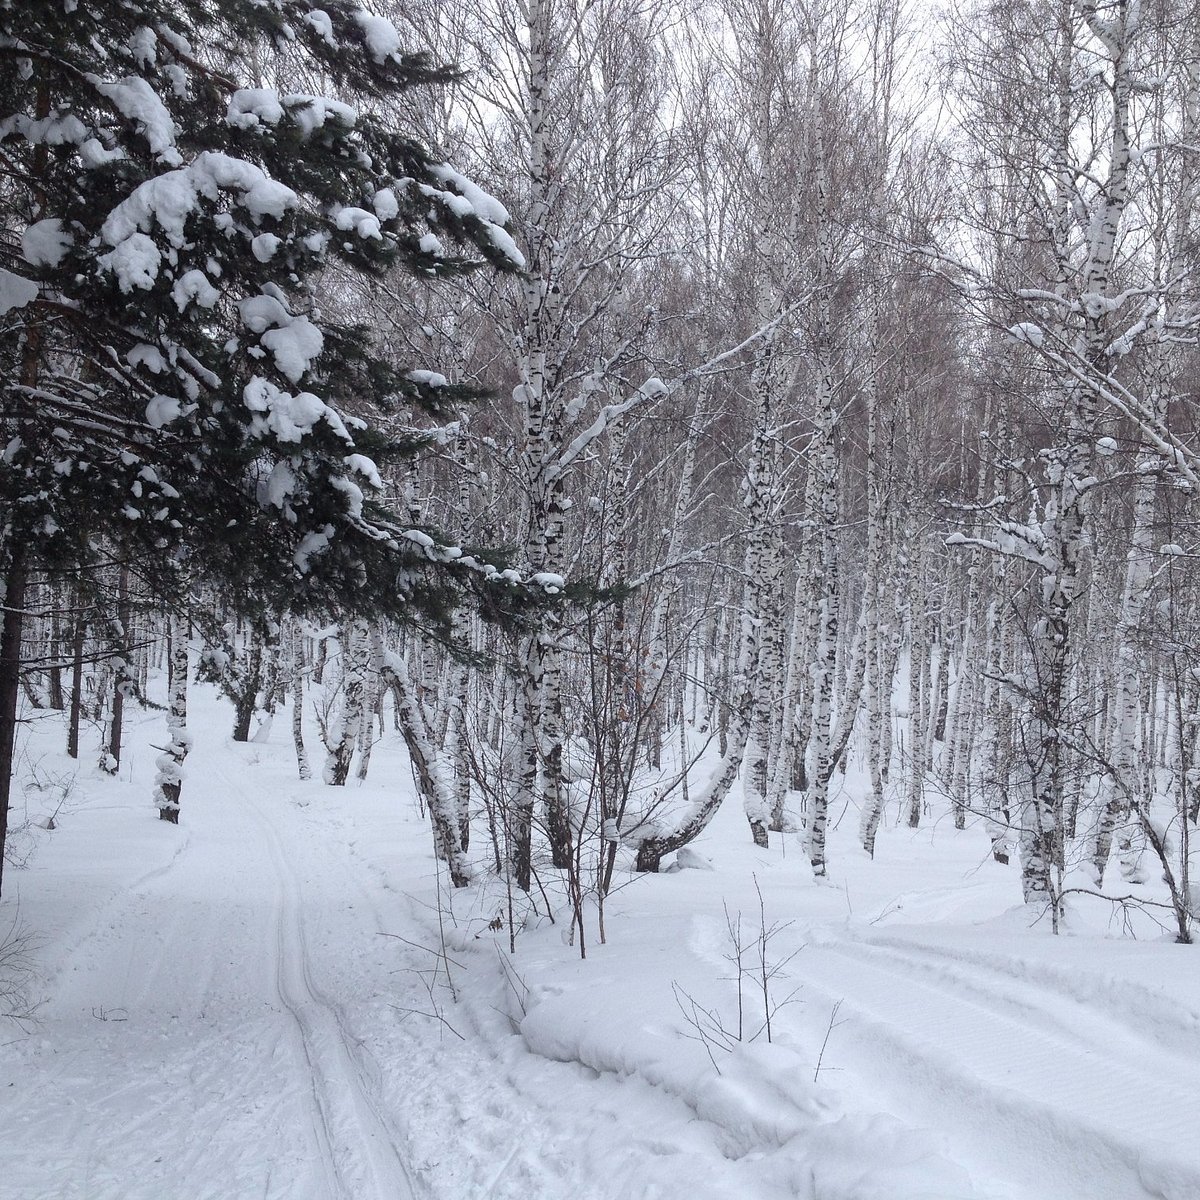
[2,685,1199,1200]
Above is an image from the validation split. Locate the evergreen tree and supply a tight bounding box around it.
[0,0,525,891]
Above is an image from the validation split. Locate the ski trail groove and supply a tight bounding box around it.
[240,784,420,1200]
[862,931,1200,1059]
[799,933,1200,1200]
[819,933,1200,1125]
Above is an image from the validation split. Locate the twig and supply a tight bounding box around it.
[813,999,845,1082]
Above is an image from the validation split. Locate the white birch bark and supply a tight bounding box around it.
[373,630,470,888]
[290,622,312,782]
[1092,42,1199,883]
[154,611,191,824]
[805,85,843,880]
[323,619,368,787]
[740,324,783,849]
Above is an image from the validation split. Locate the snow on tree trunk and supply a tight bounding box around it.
[804,86,841,882]
[769,574,808,831]
[0,541,28,897]
[324,619,368,786]
[1092,38,1198,882]
[100,567,131,776]
[66,599,86,761]
[232,663,260,742]
[290,623,312,782]
[373,631,470,888]
[1017,0,1133,915]
[905,425,927,830]
[860,326,889,856]
[948,552,985,831]
[355,673,380,782]
[155,612,191,824]
[740,325,782,851]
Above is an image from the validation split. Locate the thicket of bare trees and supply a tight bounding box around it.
[6,0,1200,942]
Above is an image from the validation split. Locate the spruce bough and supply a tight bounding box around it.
[0,0,526,891]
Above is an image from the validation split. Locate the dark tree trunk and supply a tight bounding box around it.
[103,567,130,773]
[0,543,29,898]
[67,608,85,758]
[635,840,662,873]
[47,600,64,710]
[231,638,262,742]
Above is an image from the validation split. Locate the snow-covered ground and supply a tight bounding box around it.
[2,686,1199,1200]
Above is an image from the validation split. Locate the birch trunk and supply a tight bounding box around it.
[374,631,470,887]
[290,623,312,781]
[155,612,191,824]
[324,619,368,787]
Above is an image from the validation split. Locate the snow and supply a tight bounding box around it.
[1008,322,1044,348]
[170,268,219,311]
[408,368,448,387]
[294,523,335,571]
[264,459,298,509]
[419,166,526,268]
[484,225,524,267]
[145,394,183,429]
[243,377,344,443]
[101,153,299,290]
[5,683,1200,1200]
[303,9,338,47]
[226,88,285,130]
[78,137,126,167]
[531,571,566,593]
[0,111,90,147]
[330,473,365,517]
[251,233,281,262]
[99,232,160,292]
[88,75,181,165]
[353,10,403,63]
[261,317,324,383]
[285,96,356,137]
[335,205,382,240]
[239,295,325,383]
[0,267,38,315]
[238,293,291,333]
[128,25,157,67]
[21,218,72,268]
[127,343,167,373]
[228,89,357,137]
[430,163,513,227]
[373,188,399,220]
[344,453,383,489]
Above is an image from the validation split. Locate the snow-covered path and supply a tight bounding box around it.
[3,736,419,1200]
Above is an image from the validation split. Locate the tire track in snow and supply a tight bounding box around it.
[240,785,420,1200]
[798,934,1200,1200]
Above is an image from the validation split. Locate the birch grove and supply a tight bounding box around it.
[4,0,1200,942]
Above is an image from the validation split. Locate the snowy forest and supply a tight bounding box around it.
[3,0,1200,1197]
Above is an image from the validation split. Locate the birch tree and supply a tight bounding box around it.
[944,0,1150,915]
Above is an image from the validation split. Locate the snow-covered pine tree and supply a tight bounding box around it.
[0,0,525,891]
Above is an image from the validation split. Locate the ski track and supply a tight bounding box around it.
[796,929,1200,1200]
[863,931,1200,1061]
[2,750,421,1200]
[34,822,195,996]
[208,763,421,1200]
